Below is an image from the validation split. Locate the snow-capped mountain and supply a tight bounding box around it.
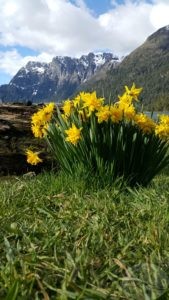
[0,52,120,103]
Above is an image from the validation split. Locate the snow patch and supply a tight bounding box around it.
[81,59,89,68]
[94,54,106,67]
[9,82,25,89]
[32,66,45,73]
[24,68,29,74]
[25,65,45,74]
[32,90,38,95]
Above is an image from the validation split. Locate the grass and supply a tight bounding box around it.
[0,168,169,299]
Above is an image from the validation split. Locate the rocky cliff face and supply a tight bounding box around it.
[0,52,119,103]
[0,104,54,175]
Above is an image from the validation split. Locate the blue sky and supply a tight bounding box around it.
[85,0,114,14]
[0,0,169,85]
[71,0,119,15]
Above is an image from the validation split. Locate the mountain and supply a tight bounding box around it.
[1,26,169,108]
[0,52,119,103]
[81,26,169,110]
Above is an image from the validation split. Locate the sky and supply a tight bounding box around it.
[0,0,169,84]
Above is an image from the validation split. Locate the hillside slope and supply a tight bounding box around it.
[81,26,169,110]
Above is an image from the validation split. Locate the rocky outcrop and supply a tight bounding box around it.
[0,104,55,175]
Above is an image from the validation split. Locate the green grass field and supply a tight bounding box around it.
[0,168,169,299]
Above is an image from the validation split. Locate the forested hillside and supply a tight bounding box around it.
[81,26,169,110]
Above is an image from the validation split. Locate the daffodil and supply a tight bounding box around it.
[62,99,73,117]
[31,103,55,138]
[26,149,42,165]
[109,105,123,123]
[118,93,133,105]
[134,113,155,133]
[125,83,142,101]
[155,124,169,140]
[31,124,44,138]
[81,91,104,116]
[158,114,169,125]
[31,111,43,125]
[31,121,49,138]
[32,103,55,124]
[96,105,110,123]
[73,93,85,108]
[123,104,136,120]
[65,123,82,145]
[42,102,55,122]
[155,115,169,139]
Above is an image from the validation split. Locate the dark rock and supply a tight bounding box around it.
[0,104,57,176]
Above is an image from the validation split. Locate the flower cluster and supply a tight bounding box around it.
[25,103,55,165]
[134,113,155,134]
[31,103,55,138]
[60,83,168,142]
[61,83,142,128]
[26,83,169,171]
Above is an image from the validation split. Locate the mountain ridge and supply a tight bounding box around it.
[0,52,119,103]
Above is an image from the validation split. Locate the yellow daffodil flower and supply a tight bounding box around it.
[81,91,104,116]
[155,115,169,139]
[65,123,82,145]
[134,113,155,133]
[109,105,123,123]
[96,105,110,123]
[125,83,143,101]
[26,149,43,165]
[62,99,73,117]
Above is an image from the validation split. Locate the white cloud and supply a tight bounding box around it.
[150,3,169,28]
[0,0,169,78]
[0,49,53,76]
[98,1,154,54]
[0,0,105,55]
